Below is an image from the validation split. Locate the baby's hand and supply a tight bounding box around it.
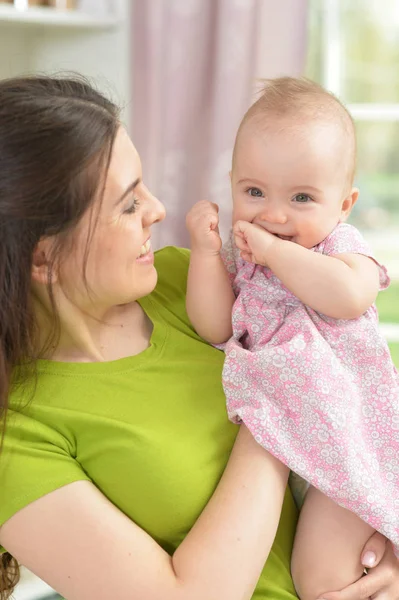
[233,220,279,265]
[186,201,222,256]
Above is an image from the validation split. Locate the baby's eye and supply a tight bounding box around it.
[293,193,312,204]
[124,197,140,214]
[246,187,264,198]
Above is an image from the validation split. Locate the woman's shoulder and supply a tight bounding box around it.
[154,246,190,283]
[150,246,192,324]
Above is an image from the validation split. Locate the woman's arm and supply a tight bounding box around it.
[234,221,380,320]
[0,427,288,600]
[186,201,235,343]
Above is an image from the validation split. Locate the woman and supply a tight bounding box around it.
[0,75,397,600]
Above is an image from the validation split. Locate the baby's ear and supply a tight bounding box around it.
[340,187,359,221]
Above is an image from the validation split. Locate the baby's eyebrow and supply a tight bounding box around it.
[287,185,322,194]
[237,178,265,186]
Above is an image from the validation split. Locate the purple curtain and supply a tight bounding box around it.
[131,0,309,248]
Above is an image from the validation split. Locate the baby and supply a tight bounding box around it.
[186,77,399,599]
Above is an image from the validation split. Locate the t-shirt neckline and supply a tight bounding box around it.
[35,295,167,376]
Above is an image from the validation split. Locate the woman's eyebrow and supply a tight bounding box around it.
[115,177,141,205]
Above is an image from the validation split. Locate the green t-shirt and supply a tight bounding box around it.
[0,246,298,599]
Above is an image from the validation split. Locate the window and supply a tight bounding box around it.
[307,0,399,364]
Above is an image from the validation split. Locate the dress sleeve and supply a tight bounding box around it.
[0,408,90,550]
[321,223,390,290]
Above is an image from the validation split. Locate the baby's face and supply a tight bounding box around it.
[231,119,356,249]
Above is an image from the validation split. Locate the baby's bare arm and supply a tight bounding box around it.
[265,243,380,319]
[187,251,235,344]
[186,201,235,344]
[233,221,380,320]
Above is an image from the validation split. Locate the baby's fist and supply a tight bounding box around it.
[233,220,278,265]
[186,200,222,256]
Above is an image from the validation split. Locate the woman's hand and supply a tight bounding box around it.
[318,532,399,600]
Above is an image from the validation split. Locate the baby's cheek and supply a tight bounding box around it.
[297,220,323,248]
[232,203,256,225]
[301,217,336,248]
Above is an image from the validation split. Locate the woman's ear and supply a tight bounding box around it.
[340,187,359,222]
[31,238,58,285]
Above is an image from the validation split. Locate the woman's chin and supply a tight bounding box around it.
[111,262,159,306]
[134,266,158,299]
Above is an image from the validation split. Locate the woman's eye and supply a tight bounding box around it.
[246,187,264,198]
[124,197,140,214]
[293,193,312,204]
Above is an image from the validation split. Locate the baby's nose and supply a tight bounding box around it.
[258,208,287,225]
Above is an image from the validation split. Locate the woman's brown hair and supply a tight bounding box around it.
[0,74,119,598]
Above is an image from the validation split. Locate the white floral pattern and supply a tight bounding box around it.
[221,223,399,554]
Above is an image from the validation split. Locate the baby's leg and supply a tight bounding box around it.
[291,486,374,600]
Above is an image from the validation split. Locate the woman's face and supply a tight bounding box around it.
[58,127,166,312]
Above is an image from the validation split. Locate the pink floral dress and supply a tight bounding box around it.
[221,223,399,552]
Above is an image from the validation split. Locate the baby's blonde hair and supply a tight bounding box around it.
[234,77,356,186]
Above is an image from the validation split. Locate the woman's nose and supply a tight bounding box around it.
[144,193,166,225]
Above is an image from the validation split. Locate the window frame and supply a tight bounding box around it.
[321,0,399,120]
[320,0,399,342]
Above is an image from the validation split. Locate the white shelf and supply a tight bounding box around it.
[0,3,119,28]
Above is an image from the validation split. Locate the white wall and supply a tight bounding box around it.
[0,0,132,128]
